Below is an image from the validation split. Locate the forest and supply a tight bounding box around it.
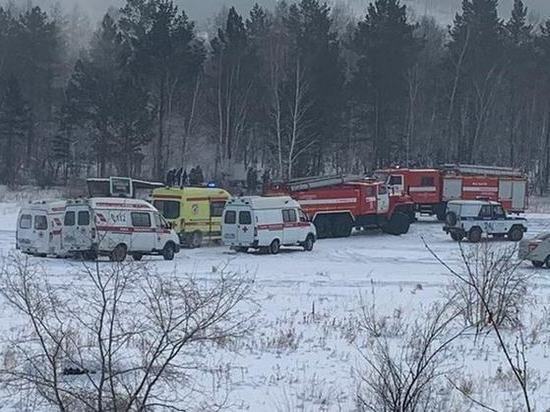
[1,0,550,192]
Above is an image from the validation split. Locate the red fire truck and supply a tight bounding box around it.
[264,175,415,238]
[376,164,528,220]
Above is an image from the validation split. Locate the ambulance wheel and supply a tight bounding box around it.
[269,239,280,255]
[468,227,482,243]
[110,244,127,262]
[532,260,544,268]
[162,243,175,261]
[235,247,248,253]
[132,253,143,261]
[508,226,524,242]
[303,235,314,252]
[191,231,203,248]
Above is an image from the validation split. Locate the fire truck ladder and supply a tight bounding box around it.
[442,164,524,178]
[286,174,365,191]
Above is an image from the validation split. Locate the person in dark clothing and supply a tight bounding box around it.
[181,169,188,187]
[262,169,271,193]
[247,167,258,194]
[166,169,175,186]
[175,167,182,187]
[195,165,204,185]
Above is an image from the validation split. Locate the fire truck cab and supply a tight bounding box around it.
[265,175,414,238]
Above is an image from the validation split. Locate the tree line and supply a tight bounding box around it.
[1,0,550,192]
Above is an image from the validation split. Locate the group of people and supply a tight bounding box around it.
[165,166,204,187]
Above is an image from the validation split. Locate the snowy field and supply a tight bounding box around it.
[1,198,550,410]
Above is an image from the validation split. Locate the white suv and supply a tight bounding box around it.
[443,200,527,242]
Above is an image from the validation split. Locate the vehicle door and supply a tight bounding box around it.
[377,185,390,214]
[492,204,510,233]
[16,212,34,251]
[33,213,49,254]
[478,204,494,234]
[282,208,299,244]
[512,181,526,210]
[63,205,93,252]
[237,209,254,245]
[154,213,171,250]
[222,209,238,244]
[130,211,155,251]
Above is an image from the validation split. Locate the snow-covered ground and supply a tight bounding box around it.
[1,194,550,410]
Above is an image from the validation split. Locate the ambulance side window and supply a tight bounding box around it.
[131,212,151,227]
[239,211,252,225]
[34,215,47,230]
[64,211,75,226]
[224,211,236,224]
[78,211,90,226]
[282,209,297,223]
[19,214,32,229]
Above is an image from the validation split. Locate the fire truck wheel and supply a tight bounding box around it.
[110,244,127,262]
[191,231,203,248]
[382,212,409,235]
[269,239,280,255]
[335,216,353,238]
[468,227,482,243]
[532,260,544,268]
[132,253,143,261]
[303,235,315,251]
[507,226,524,242]
[313,216,331,239]
[162,243,176,261]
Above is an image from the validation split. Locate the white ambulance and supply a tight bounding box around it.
[222,196,317,254]
[16,200,67,257]
[62,197,181,261]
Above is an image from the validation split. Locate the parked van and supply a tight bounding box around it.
[62,197,180,261]
[152,187,231,247]
[222,196,317,254]
[16,200,67,257]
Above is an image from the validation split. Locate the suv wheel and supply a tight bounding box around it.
[450,232,463,242]
[132,253,143,261]
[532,260,544,268]
[507,226,524,242]
[162,243,175,261]
[468,227,482,243]
[303,235,314,251]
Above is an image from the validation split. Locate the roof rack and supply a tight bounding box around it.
[442,164,524,178]
[285,174,365,191]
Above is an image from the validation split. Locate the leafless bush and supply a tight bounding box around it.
[425,239,533,412]
[356,302,464,412]
[444,243,529,333]
[0,255,253,411]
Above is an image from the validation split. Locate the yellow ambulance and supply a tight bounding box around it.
[151,187,231,247]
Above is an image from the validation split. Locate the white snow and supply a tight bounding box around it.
[1,194,550,410]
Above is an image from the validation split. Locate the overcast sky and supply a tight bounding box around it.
[4,0,550,26]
